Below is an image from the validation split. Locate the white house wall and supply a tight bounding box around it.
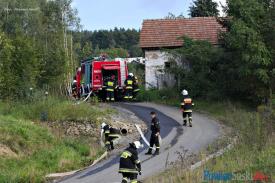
[145,50,175,89]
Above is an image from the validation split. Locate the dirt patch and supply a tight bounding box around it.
[0,144,17,158]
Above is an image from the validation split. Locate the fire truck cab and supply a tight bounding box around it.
[77,58,129,100]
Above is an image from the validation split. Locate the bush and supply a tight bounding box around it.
[136,87,181,106]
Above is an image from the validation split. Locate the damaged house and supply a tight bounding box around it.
[140,17,223,89]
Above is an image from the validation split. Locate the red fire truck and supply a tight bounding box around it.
[75,57,129,100]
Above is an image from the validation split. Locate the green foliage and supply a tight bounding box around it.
[0,0,80,100]
[220,0,275,103]
[128,62,145,85]
[189,0,219,17]
[166,37,223,99]
[136,87,180,106]
[73,28,142,59]
[0,115,103,183]
[96,48,129,59]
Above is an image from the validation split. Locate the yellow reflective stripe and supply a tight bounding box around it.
[127,80,133,85]
[121,151,132,159]
[107,89,114,91]
[119,168,138,173]
[126,87,133,89]
[181,103,185,105]
[105,130,110,134]
[131,180,138,183]
[107,81,114,86]
[184,98,192,103]
[184,110,192,112]
[109,134,120,137]
[105,141,110,144]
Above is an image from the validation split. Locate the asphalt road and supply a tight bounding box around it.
[59,102,220,183]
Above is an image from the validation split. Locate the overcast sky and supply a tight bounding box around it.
[73,0,226,31]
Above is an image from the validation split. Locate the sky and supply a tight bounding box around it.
[72,0,226,31]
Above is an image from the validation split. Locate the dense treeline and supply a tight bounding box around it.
[0,0,79,100]
[168,0,275,105]
[72,28,142,60]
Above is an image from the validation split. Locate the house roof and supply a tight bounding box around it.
[140,17,224,48]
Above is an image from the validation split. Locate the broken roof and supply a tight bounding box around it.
[140,17,224,48]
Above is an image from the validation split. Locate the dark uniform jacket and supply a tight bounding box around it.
[103,125,120,140]
[119,145,141,173]
[181,96,193,112]
[151,117,160,134]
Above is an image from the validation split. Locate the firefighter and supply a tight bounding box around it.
[72,80,78,99]
[124,73,134,100]
[181,89,194,127]
[101,123,120,151]
[133,75,140,99]
[119,141,143,183]
[145,111,160,155]
[105,75,116,101]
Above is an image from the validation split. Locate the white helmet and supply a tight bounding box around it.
[129,73,134,77]
[182,89,188,96]
[73,80,77,83]
[101,122,107,129]
[133,141,143,149]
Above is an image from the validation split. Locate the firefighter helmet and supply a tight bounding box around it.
[73,80,77,83]
[133,141,143,149]
[129,73,134,77]
[182,89,188,96]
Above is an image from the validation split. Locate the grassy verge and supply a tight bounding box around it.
[0,96,113,122]
[138,89,275,183]
[0,96,112,183]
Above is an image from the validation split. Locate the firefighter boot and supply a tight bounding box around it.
[121,177,128,183]
[153,148,160,156]
[189,117,193,127]
[110,141,115,150]
[183,120,187,126]
[106,144,112,151]
[145,148,152,155]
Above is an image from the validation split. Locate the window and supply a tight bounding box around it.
[165,62,171,69]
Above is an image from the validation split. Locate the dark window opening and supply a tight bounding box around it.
[165,62,171,69]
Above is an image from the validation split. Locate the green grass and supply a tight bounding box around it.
[0,96,113,122]
[141,89,275,183]
[0,115,104,183]
[0,96,113,182]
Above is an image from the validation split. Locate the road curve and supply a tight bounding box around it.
[59,102,220,183]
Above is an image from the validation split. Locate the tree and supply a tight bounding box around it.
[165,12,185,19]
[0,0,80,100]
[167,37,223,98]
[73,28,142,57]
[220,0,275,103]
[189,0,219,17]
